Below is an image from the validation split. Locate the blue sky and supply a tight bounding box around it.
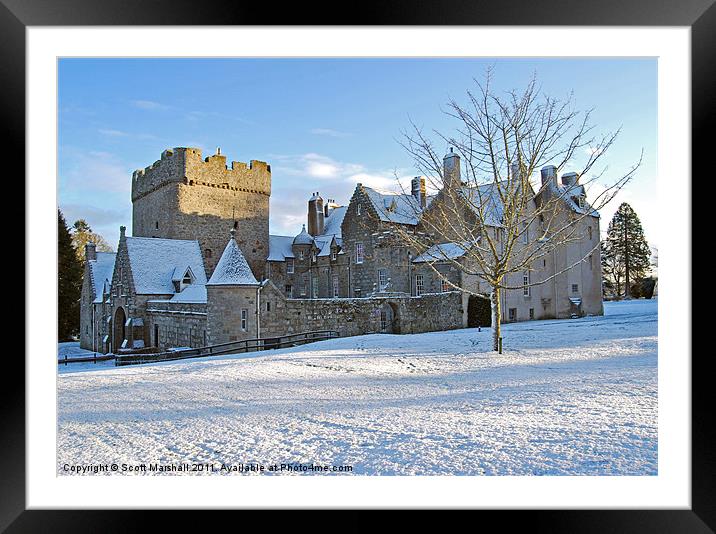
[58,57,657,248]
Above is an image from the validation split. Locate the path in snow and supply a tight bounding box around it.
[57,299,658,475]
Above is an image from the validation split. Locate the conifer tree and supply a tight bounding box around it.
[601,202,651,299]
[58,209,83,340]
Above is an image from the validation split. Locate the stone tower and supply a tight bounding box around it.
[131,147,271,278]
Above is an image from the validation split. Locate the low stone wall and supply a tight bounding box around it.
[146,300,208,349]
[259,283,463,338]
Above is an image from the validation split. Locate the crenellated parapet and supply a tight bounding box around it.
[131,147,272,202]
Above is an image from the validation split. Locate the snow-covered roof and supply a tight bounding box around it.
[320,205,347,237]
[314,235,337,257]
[413,242,469,263]
[293,224,314,246]
[125,237,207,295]
[267,235,295,261]
[539,176,599,217]
[88,252,116,303]
[206,234,259,286]
[169,283,207,303]
[363,186,434,226]
[461,182,506,227]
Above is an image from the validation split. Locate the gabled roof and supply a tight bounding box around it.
[314,235,338,257]
[125,237,207,295]
[88,251,116,303]
[206,234,259,286]
[362,186,434,226]
[413,242,469,263]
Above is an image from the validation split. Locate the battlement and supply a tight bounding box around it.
[131,147,272,202]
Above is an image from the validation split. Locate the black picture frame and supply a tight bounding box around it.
[6,0,709,530]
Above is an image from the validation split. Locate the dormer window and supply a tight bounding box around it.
[331,250,337,261]
[577,195,586,209]
[182,273,192,285]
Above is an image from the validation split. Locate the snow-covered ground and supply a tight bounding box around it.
[57,299,657,476]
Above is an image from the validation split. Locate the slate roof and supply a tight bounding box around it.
[362,186,434,226]
[125,237,207,295]
[88,252,116,303]
[412,242,469,263]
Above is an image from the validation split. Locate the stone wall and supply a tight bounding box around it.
[145,300,208,349]
[258,282,463,338]
[206,285,259,345]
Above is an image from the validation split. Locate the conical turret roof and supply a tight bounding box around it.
[293,224,314,246]
[206,230,259,286]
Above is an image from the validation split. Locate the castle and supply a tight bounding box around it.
[80,147,603,353]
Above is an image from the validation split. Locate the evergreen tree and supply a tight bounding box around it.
[58,209,83,340]
[601,202,651,299]
[71,219,113,263]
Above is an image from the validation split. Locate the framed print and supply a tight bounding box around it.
[6,0,712,529]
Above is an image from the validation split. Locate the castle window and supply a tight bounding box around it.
[377,269,388,291]
[415,274,424,296]
[287,259,294,274]
[357,203,362,216]
[266,301,271,312]
[312,251,317,263]
[578,196,586,209]
[588,226,593,240]
[523,271,531,297]
[572,284,579,293]
[285,284,293,297]
[529,308,535,320]
[331,250,337,261]
[522,222,529,244]
[299,250,305,261]
[441,278,450,293]
[182,273,192,285]
[355,242,364,264]
[509,308,517,321]
[332,276,339,297]
[155,221,159,230]
[240,309,248,331]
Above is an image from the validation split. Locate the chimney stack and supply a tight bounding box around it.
[411,176,427,209]
[85,241,97,262]
[540,165,558,187]
[443,147,461,191]
[561,172,579,187]
[307,192,325,236]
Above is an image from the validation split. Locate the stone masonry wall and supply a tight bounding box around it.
[145,300,208,349]
[258,282,463,338]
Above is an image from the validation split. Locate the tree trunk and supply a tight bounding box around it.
[490,285,501,352]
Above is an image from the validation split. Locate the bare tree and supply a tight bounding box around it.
[385,70,641,351]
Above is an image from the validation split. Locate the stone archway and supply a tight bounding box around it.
[380,302,399,334]
[113,307,126,352]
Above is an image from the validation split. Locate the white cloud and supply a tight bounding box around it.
[60,149,133,194]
